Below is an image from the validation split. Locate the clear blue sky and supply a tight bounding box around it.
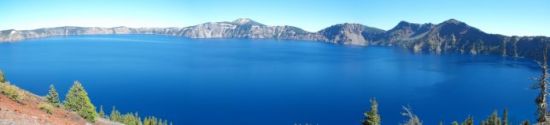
[1,0,548,36]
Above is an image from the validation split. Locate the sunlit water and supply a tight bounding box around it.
[0,35,540,124]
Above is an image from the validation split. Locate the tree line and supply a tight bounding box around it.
[45,81,172,125]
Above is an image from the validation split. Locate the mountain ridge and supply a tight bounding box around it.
[1,18,549,61]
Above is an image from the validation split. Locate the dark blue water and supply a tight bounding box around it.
[0,35,540,124]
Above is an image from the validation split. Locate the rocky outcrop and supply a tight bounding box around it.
[318,23,384,45]
[1,18,549,61]
[178,18,326,41]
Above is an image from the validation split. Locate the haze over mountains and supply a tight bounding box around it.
[1,18,549,60]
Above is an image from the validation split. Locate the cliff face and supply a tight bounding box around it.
[1,18,549,61]
[318,23,385,45]
[178,18,326,41]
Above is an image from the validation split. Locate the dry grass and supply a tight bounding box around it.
[0,82,25,102]
[38,102,54,114]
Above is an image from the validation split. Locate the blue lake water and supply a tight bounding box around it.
[0,35,541,124]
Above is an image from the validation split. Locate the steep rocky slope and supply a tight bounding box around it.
[318,23,384,45]
[375,19,550,60]
[0,87,119,125]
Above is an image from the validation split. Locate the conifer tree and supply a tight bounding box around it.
[481,111,501,125]
[64,81,97,122]
[110,106,122,122]
[98,105,106,118]
[462,116,473,125]
[121,112,141,125]
[362,98,381,125]
[45,84,60,107]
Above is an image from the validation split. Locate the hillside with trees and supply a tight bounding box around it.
[0,70,170,125]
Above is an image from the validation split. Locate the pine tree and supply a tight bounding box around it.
[482,110,501,125]
[98,105,106,119]
[144,117,150,125]
[121,112,141,125]
[362,98,381,125]
[45,84,60,107]
[462,116,473,125]
[110,106,122,122]
[502,109,508,125]
[64,81,97,122]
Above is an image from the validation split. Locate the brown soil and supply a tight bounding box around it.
[0,91,118,125]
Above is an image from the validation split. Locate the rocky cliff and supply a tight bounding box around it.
[375,19,550,61]
[318,23,384,45]
[178,18,326,41]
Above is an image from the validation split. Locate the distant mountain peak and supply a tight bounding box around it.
[435,19,473,32]
[397,20,411,25]
[394,21,417,28]
[321,23,384,33]
[442,19,464,25]
[232,18,263,25]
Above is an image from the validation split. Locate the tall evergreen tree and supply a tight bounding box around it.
[64,81,97,122]
[362,98,381,125]
[45,84,60,107]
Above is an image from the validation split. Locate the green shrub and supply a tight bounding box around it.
[39,102,54,114]
[0,82,24,102]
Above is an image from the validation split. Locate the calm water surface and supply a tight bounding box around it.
[0,35,540,124]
